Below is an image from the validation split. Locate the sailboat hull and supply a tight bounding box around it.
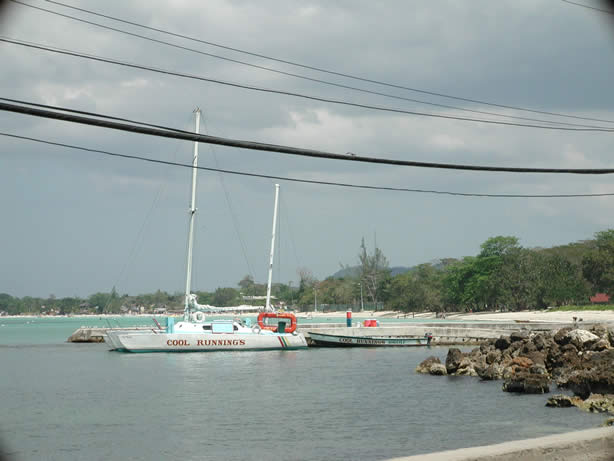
[108,331,308,352]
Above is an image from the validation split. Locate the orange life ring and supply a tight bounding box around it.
[257,312,297,333]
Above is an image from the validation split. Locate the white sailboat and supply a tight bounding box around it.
[106,109,307,352]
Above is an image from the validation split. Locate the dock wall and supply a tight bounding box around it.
[67,320,585,344]
[385,426,614,461]
[297,321,581,345]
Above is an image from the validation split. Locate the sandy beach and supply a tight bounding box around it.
[295,309,614,324]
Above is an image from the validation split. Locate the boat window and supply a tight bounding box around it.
[212,322,234,334]
[202,325,212,331]
[233,324,238,331]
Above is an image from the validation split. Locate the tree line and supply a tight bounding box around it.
[2,230,613,315]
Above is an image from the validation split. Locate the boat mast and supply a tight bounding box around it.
[265,184,280,312]
[184,108,201,321]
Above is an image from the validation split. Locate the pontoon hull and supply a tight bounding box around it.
[108,331,308,352]
[309,332,431,347]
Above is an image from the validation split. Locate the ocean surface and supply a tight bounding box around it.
[0,317,605,461]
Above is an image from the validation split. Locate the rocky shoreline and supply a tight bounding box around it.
[416,325,614,422]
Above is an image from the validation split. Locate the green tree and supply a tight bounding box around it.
[582,229,614,294]
[358,238,391,305]
[535,252,587,307]
[388,264,444,312]
[238,275,258,295]
[212,287,239,306]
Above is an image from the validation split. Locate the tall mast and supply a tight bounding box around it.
[265,184,280,312]
[184,108,201,320]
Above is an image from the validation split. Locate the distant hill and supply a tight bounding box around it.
[330,259,452,279]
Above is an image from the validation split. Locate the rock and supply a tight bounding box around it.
[456,357,478,377]
[510,331,529,343]
[511,356,533,369]
[478,363,504,381]
[428,363,447,376]
[564,368,614,399]
[566,329,600,350]
[521,341,537,355]
[530,364,548,375]
[524,351,546,367]
[415,356,443,374]
[495,336,511,351]
[592,339,610,352]
[554,327,573,346]
[545,394,576,407]
[532,333,551,351]
[579,394,614,414]
[561,343,579,354]
[445,348,464,374]
[486,350,501,365]
[503,372,550,394]
[590,324,609,341]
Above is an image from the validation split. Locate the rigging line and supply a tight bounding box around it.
[560,0,614,15]
[98,114,196,299]
[40,0,614,126]
[276,192,281,293]
[279,193,302,270]
[4,38,614,133]
[4,130,614,198]
[200,111,256,281]
[4,100,614,173]
[6,0,602,130]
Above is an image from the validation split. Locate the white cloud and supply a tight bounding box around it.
[428,134,466,150]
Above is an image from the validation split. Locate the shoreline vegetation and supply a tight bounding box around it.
[2,230,613,317]
[4,308,614,323]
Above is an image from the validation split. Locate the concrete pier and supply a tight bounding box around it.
[67,327,154,343]
[67,319,588,344]
[298,320,586,346]
[385,426,614,461]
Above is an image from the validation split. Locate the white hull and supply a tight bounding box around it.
[109,330,307,352]
[105,329,158,350]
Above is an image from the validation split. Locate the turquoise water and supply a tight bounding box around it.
[0,317,605,461]
[0,315,479,346]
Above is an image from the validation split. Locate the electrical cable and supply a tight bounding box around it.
[560,0,614,15]
[0,96,196,135]
[3,37,614,133]
[5,0,607,130]
[3,130,614,198]
[3,100,614,173]
[37,0,614,125]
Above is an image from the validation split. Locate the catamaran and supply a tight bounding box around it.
[105,109,307,352]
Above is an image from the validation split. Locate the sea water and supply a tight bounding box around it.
[0,317,604,461]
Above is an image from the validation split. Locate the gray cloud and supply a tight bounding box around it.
[2,0,614,297]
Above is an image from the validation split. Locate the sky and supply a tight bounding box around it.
[1,0,614,298]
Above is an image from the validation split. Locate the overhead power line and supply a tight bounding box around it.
[0,96,197,135]
[7,0,608,130]
[560,0,614,15]
[2,99,614,174]
[3,37,614,133]
[35,0,614,126]
[3,131,614,198]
